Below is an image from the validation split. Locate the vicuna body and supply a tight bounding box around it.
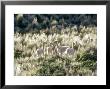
[36,42,46,57]
[57,46,70,56]
[36,48,44,57]
[56,42,75,56]
[46,46,53,55]
[65,47,74,56]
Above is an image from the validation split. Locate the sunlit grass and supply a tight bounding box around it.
[14,26,97,76]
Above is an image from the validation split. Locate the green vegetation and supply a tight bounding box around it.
[14,14,97,76]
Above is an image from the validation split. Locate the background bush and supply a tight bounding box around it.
[14,14,97,33]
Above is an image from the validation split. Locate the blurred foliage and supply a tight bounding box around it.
[14,14,97,33]
[37,57,66,76]
[14,49,23,58]
[77,47,97,61]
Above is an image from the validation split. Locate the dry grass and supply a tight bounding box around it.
[14,26,97,76]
